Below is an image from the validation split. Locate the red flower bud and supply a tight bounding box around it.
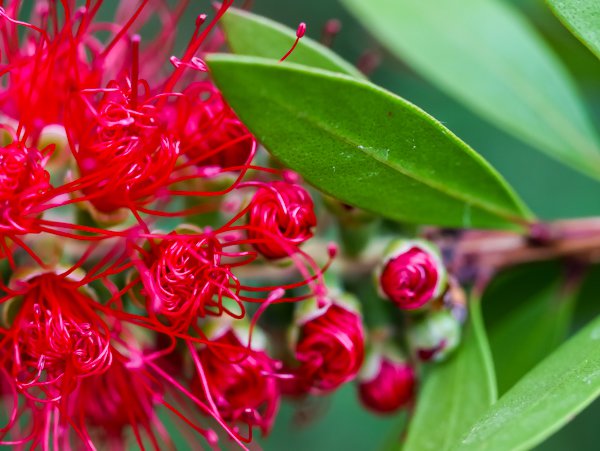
[193,329,280,436]
[358,353,415,414]
[247,181,316,259]
[377,240,446,310]
[290,301,364,394]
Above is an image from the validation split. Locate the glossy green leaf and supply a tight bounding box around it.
[547,0,600,60]
[489,272,578,395]
[403,297,497,451]
[341,0,600,180]
[455,314,600,451]
[206,55,532,230]
[221,7,364,77]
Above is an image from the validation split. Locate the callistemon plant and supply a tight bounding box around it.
[1,0,600,450]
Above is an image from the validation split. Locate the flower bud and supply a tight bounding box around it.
[408,310,461,362]
[247,181,316,260]
[357,349,415,414]
[376,239,446,310]
[287,297,365,394]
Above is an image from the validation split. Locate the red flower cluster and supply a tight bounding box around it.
[0,2,368,449]
[0,1,470,447]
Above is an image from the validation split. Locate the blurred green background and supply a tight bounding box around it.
[239,0,600,449]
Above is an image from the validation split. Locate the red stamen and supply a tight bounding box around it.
[131,34,140,109]
[280,22,306,62]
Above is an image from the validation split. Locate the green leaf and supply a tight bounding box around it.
[206,55,532,230]
[547,0,600,60]
[221,7,364,77]
[455,314,600,451]
[481,261,564,330]
[488,271,578,395]
[403,297,497,451]
[341,0,600,180]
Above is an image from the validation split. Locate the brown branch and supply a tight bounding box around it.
[449,218,600,286]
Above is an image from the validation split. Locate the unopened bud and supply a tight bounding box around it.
[376,239,447,310]
[357,348,415,414]
[408,309,461,362]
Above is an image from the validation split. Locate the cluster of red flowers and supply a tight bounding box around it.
[0,1,464,449]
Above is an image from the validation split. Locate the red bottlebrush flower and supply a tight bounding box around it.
[246,181,316,259]
[0,142,52,235]
[139,230,242,331]
[358,352,415,414]
[71,80,179,214]
[377,239,447,310]
[70,333,223,449]
[0,1,188,130]
[4,273,112,402]
[287,300,364,394]
[193,329,281,438]
[169,81,256,170]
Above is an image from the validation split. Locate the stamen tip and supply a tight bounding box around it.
[327,242,338,258]
[282,170,300,184]
[206,430,219,446]
[196,14,208,26]
[267,288,285,303]
[296,22,307,38]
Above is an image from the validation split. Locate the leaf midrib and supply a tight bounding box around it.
[255,77,527,224]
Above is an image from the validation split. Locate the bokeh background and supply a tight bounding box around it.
[238,0,600,450]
